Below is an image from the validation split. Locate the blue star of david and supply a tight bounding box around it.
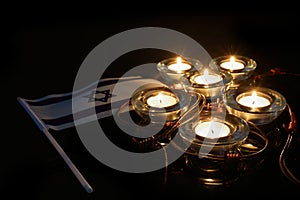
[84,89,115,103]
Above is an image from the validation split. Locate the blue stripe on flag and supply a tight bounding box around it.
[26,79,130,106]
[41,99,129,127]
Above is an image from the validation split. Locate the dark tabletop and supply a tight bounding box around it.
[2,2,300,200]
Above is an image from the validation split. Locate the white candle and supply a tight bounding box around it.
[168,57,192,73]
[195,121,230,139]
[237,91,271,109]
[220,56,245,71]
[147,93,177,108]
[194,69,222,85]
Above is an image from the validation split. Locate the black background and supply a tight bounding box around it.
[2,2,300,200]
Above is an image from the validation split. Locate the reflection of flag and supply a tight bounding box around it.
[18,76,163,131]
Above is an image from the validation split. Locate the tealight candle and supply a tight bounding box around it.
[147,93,178,108]
[195,121,230,139]
[131,84,187,123]
[167,57,192,73]
[236,90,271,112]
[226,87,286,125]
[210,55,257,89]
[179,111,250,185]
[182,70,232,101]
[194,69,222,85]
[220,56,245,71]
[157,57,196,89]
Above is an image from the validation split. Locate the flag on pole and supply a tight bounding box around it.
[17,76,165,193]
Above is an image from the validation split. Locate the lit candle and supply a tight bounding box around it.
[195,121,230,139]
[147,93,178,108]
[194,69,222,85]
[237,91,271,110]
[168,57,192,73]
[220,56,245,71]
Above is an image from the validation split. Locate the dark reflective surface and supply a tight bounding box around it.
[3,4,300,200]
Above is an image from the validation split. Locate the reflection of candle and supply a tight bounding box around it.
[237,91,271,109]
[220,56,245,71]
[147,93,177,108]
[168,57,192,73]
[195,121,230,139]
[194,69,222,85]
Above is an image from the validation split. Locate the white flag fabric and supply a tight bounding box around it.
[18,76,164,131]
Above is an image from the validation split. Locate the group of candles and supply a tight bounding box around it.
[129,54,288,185]
[132,54,286,141]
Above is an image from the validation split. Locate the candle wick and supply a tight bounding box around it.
[252,100,255,105]
[211,130,214,134]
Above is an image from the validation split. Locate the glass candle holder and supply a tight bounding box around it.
[130,83,192,123]
[115,84,206,152]
[157,56,199,89]
[180,69,233,102]
[177,111,254,186]
[225,86,287,125]
[209,55,257,89]
[179,111,250,157]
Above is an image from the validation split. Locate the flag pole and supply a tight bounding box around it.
[17,97,93,194]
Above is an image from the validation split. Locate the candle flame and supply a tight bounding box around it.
[157,93,163,104]
[204,69,208,75]
[203,69,209,83]
[229,56,235,70]
[230,56,235,63]
[251,91,257,105]
[176,57,182,64]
